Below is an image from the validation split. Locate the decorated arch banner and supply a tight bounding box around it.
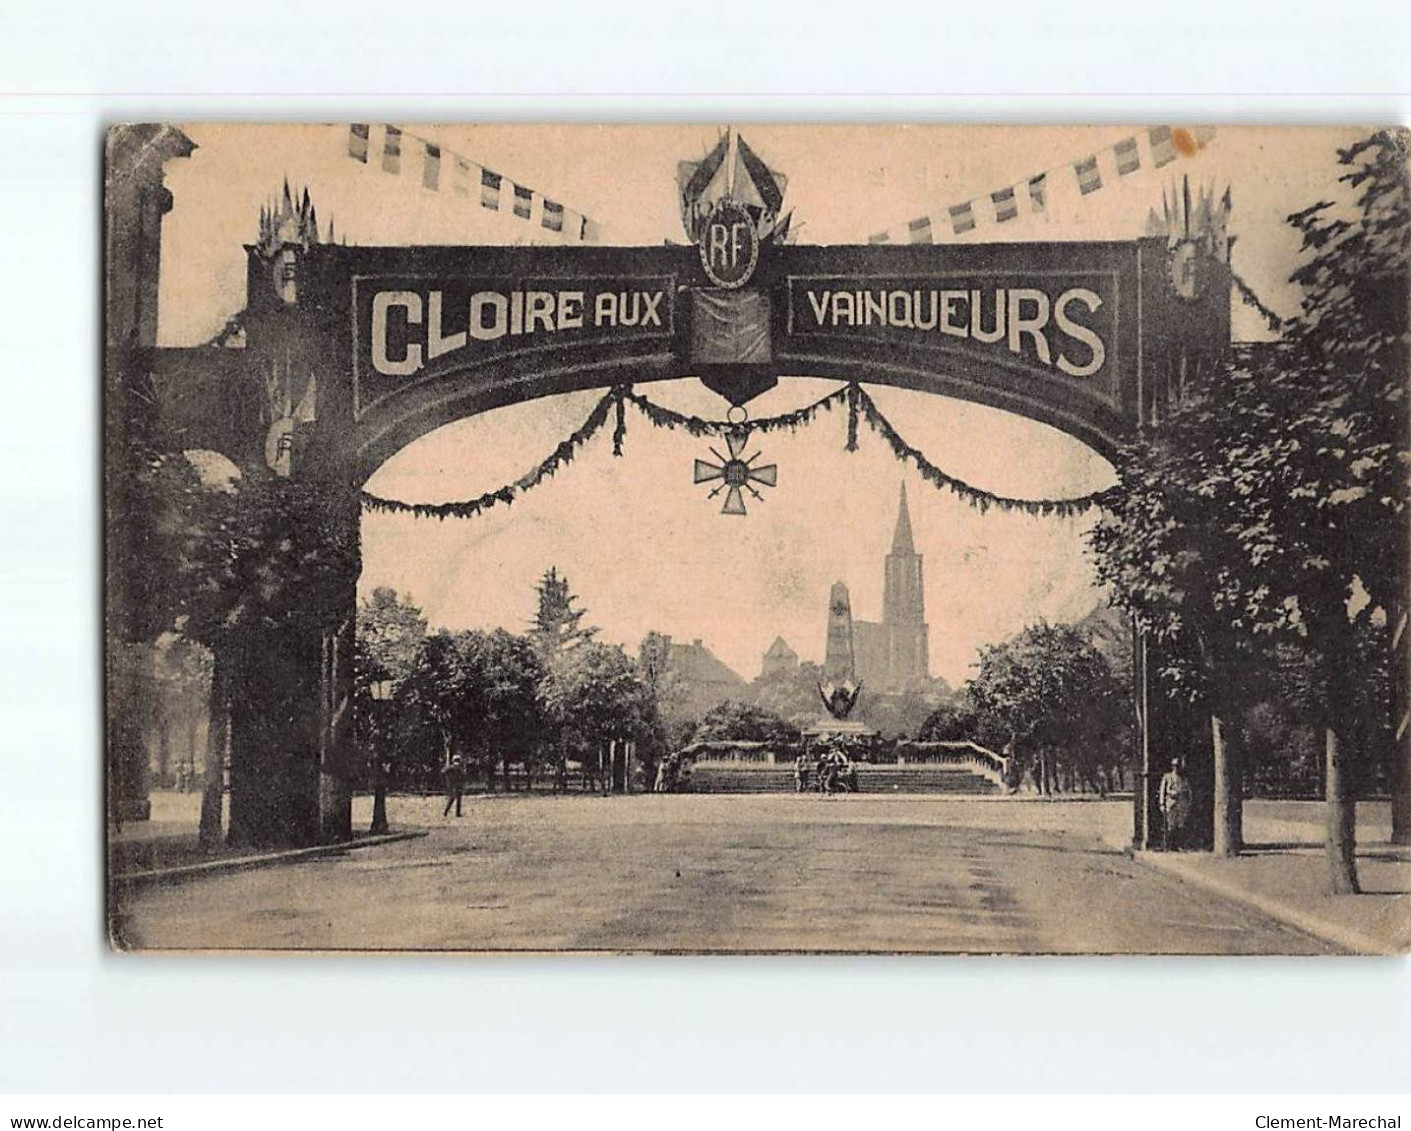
[263,235,1220,481]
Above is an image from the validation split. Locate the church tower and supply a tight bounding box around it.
[881,484,929,688]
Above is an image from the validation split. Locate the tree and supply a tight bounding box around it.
[470,629,546,790]
[354,588,427,830]
[1088,378,1277,854]
[749,660,829,730]
[967,622,1127,796]
[356,587,428,685]
[918,701,977,743]
[398,630,474,784]
[1274,131,1410,871]
[179,476,359,848]
[692,700,800,747]
[530,567,598,661]
[1090,130,1410,887]
[538,642,654,787]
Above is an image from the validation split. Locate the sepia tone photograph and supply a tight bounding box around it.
[104,122,1410,955]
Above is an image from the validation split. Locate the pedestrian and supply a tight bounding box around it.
[1158,758,1192,850]
[654,758,669,793]
[793,751,810,793]
[442,754,466,818]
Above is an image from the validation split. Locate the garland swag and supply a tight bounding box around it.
[360,382,1115,522]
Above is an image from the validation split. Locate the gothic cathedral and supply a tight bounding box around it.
[823,485,931,693]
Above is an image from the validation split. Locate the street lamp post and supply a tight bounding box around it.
[368,678,395,835]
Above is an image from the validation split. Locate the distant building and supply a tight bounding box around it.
[826,485,931,693]
[760,636,799,679]
[639,632,747,719]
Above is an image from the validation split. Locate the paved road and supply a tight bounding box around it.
[116,795,1339,954]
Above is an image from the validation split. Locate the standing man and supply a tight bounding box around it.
[793,750,810,793]
[1158,758,1192,850]
[442,754,466,819]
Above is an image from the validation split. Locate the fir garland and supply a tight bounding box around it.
[1231,269,1286,332]
[849,384,1115,517]
[618,382,852,437]
[360,387,621,521]
[360,380,1114,521]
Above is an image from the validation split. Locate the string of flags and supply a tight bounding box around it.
[346,124,603,243]
[868,126,1218,245]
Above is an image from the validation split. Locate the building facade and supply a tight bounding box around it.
[640,631,747,720]
[760,636,799,679]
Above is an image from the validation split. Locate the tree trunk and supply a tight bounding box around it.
[198,650,228,850]
[1324,726,1361,895]
[1211,712,1243,857]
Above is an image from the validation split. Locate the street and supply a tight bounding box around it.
[116,795,1340,953]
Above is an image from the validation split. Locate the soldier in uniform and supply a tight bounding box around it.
[1158,759,1193,850]
[442,754,466,818]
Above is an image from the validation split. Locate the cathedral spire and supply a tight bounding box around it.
[890,482,916,556]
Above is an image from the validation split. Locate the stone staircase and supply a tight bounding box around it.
[688,762,1002,795]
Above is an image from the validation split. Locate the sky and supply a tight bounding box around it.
[156,124,1368,684]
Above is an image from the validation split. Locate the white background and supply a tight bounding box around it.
[1,0,1409,1097]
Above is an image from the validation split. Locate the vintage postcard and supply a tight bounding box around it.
[104,124,1410,954]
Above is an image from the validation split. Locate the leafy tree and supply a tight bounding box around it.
[1091,129,1410,887]
[538,642,654,784]
[967,622,1127,796]
[749,660,829,730]
[356,587,428,685]
[1088,373,1276,853]
[398,630,471,783]
[1272,130,1410,872]
[178,477,359,848]
[918,700,978,743]
[353,588,428,828]
[692,700,800,746]
[468,629,546,789]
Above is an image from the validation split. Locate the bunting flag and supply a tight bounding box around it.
[907,216,933,244]
[361,382,1115,524]
[1028,173,1047,213]
[382,125,402,175]
[452,156,472,197]
[1114,136,1141,176]
[1075,155,1102,195]
[422,142,441,191]
[1149,125,1177,167]
[481,168,502,210]
[348,123,369,163]
[864,125,1217,245]
[347,125,599,240]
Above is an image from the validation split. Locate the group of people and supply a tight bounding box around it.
[794,747,859,795]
